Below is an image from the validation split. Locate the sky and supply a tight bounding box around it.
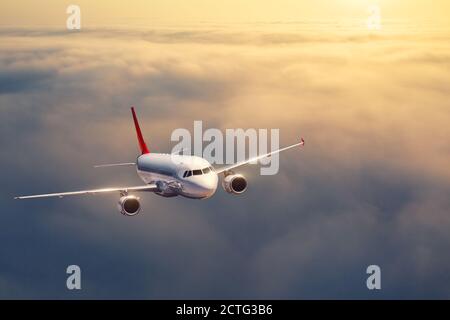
[0,1,450,299]
[1,0,450,26]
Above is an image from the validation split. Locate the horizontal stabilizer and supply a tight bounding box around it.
[93,162,136,168]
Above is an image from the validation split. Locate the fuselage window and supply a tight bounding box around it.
[202,167,210,174]
[193,169,202,176]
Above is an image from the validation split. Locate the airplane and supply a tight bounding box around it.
[14,107,305,216]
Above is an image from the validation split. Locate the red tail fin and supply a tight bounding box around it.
[131,107,150,154]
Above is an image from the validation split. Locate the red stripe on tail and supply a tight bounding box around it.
[131,107,150,154]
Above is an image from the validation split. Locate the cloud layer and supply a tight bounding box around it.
[1,23,450,298]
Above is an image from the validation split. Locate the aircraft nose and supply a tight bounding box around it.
[199,174,218,196]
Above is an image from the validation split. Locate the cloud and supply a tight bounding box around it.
[0,23,450,298]
[0,68,55,94]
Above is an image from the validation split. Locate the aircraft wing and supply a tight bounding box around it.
[214,138,305,174]
[14,184,158,200]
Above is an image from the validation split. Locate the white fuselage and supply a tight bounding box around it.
[136,153,218,199]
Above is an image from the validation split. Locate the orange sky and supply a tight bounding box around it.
[0,0,449,27]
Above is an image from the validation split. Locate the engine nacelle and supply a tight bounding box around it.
[222,174,248,194]
[117,195,141,216]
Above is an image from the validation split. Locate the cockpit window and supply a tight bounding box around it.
[183,167,214,178]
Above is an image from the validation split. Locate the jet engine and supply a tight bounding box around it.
[222,174,248,194]
[117,195,141,216]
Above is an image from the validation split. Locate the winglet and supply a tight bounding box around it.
[131,107,150,154]
[300,137,305,146]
